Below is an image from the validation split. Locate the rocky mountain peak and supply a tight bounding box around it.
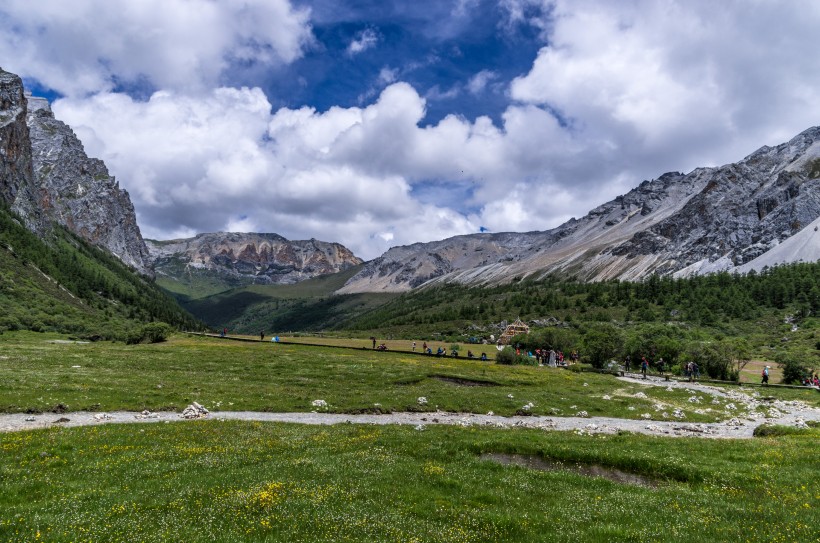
[0,67,152,275]
[25,90,153,275]
[0,69,42,229]
[146,232,363,286]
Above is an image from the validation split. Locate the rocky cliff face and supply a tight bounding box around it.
[339,126,820,293]
[0,69,42,230]
[26,95,153,275]
[0,67,152,275]
[146,232,363,285]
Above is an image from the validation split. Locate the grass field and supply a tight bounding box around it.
[1,421,818,542]
[2,331,819,542]
[4,332,817,420]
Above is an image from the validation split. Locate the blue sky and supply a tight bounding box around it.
[2,0,820,259]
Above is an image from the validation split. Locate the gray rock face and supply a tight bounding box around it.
[146,232,363,285]
[339,126,820,293]
[0,69,42,230]
[0,67,152,275]
[26,96,153,275]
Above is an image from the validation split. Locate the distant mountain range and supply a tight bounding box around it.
[337,127,820,293]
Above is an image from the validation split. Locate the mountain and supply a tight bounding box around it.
[0,69,42,230]
[0,67,152,275]
[146,232,363,298]
[0,203,201,338]
[339,126,820,293]
[26,94,152,275]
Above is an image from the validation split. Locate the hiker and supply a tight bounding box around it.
[371,337,376,349]
[692,361,700,381]
[480,352,488,361]
[761,366,769,385]
[412,341,416,352]
[624,355,631,373]
[260,331,264,341]
[641,357,649,379]
[467,350,474,358]
[436,347,444,357]
[423,341,428,352]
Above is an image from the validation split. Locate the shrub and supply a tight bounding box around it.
[126,322,174,345]
[495,347,532,365]
[776,352,812,384]
[753,424,812,437]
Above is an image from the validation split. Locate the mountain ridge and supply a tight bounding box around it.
[338,126,820,293]
[146,231,364,295]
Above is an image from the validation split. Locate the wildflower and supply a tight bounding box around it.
[417,397,428,405]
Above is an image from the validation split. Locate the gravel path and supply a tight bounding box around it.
[2,376,817,439]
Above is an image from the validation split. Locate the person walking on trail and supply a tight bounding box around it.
[761,366,770,385]
[641,357,649,379]
[260,331,264,342]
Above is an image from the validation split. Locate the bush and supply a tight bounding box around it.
[126,322,174,345]
[495,347,533,365]
[776,353,812,384]
[753,424,812,437]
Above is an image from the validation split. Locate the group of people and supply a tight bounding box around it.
[802,374,820,387]
[683,361,700,381]
[528,348,570,367]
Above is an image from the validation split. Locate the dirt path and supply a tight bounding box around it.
[2,376,817,439]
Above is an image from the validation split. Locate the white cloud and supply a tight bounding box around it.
[511,0,820,173]
[347,28,379,56]
[0,0,313,96]
[378,67,399,85]
[11,0,820,263]
[467,70,498,95]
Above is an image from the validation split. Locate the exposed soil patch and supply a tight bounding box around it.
[430,374,500,387]
[481,452,661,488]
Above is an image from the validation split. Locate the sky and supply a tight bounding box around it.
[2,0,820,260]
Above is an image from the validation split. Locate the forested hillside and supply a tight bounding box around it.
[0,204,202,340]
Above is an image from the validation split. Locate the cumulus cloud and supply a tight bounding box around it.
[0,0,313,96]
[511,0,820,174]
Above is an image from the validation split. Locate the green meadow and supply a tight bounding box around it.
[1,331,819,542]
[1,421,818,542]
[4,332,817,418]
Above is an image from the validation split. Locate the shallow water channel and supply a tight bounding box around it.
[480,453,660,488]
